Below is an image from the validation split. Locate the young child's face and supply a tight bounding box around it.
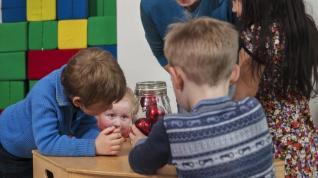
[96,99,132,138]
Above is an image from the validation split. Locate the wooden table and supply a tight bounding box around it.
[32,142,177,178]
[33,142,285,178]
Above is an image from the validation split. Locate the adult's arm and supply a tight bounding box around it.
[140,4,169,70]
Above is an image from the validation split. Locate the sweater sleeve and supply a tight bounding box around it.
[31,93,96,157]
[129,119,171,175]
[74,116,99,139]
[140,3,168,67]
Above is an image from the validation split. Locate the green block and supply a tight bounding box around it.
[29,21,58,50]
[0,81,25,109]
[89,0,116,16]
[29,80,38,90]
[88,16,116,45]
[0,22,27,52]
[0,52,26,80]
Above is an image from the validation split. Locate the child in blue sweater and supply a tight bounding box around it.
[0,48,126,178]
[129,17,275,177]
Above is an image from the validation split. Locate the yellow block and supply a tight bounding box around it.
[58,19,87,49]
[27,0,56,21]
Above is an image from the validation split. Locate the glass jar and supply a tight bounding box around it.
[134,81,171,135]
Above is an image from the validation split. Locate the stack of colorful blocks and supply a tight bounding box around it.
[0,0,117,111]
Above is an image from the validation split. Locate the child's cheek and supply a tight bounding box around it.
[98,118,113,130]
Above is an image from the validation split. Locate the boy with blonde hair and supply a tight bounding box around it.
[129,17,275,178]
[0,48,126,178]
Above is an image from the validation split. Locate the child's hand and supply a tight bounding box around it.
[129,125,147,147]
[95,126,125,156]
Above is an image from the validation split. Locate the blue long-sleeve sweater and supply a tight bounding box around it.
[140,0,235,67]
[0,66,99,158]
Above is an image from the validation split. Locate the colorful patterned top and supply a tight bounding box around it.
[241,23,318,177]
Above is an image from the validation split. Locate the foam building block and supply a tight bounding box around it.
[2,0,26,22]
[28,80,37,90]
[0,22,27,52]
[0,52,26,80]
[89,0,116,17]
[58,19,87,49]
[27,49,80,80]
[27,0,56,21]
[29,21,57,50]
[0,3,2,23]
[57,0,88,20]
[94,45,117,59]
[0,81,25,109]
[88,16,116,45]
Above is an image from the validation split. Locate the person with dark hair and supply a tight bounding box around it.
[232,0,318,176]
[140,0,235,72]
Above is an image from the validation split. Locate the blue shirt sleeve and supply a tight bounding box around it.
[140,3,168,67]
[74,116,100,139]
[129,119,171,174]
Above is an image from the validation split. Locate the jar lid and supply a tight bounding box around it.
[135,81,167,96]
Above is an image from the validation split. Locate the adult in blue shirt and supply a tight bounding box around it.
[140,0,235,72]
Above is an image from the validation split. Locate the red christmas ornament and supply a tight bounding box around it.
[140,96,157,108]
[147,106,159,123]
[135,118,152,135]
[146,106,166,124]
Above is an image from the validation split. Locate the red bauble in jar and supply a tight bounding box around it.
[135,118,152,135]
[146,105,166,124]
[134,81,171,135]
[140,96,157,108]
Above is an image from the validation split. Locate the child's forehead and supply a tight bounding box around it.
[113,99,130,107]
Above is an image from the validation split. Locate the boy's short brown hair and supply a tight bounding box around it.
[61,48,126,107]
[164,17,239,86]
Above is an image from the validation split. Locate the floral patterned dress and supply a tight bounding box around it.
[241,23,318,177]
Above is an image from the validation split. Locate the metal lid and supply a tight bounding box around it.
[135,81,167,96]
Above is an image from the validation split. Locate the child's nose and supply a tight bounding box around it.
[112,118,121,127]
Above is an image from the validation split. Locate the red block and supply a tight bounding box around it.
[27,49,80,80]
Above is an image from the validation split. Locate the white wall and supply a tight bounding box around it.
[306,0,318,124]
[117,0,318,118]
[117,0,177,112]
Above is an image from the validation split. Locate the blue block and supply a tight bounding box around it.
[94,45,117,60]
[2,0,26,8]
[57,0,88,20]
[2,8,26,22]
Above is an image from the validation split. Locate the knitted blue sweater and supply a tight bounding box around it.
[0,66,99,158]
[129,97,275,178]
[140,0,235,67]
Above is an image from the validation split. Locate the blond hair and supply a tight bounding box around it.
[122,87,139,117]
[61,48,126,107]
[164,17,239,86]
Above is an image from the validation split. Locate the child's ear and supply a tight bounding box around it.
[168,66,184,90]
[230,64,240,84]
[72,96,83,107]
